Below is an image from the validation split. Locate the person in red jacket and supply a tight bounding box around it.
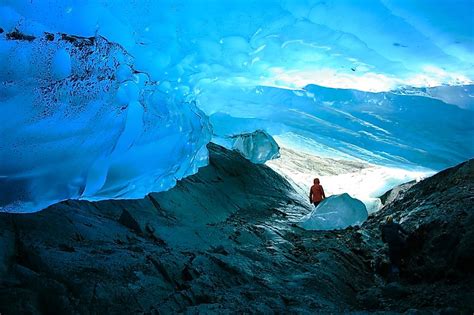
[309,178,326,208]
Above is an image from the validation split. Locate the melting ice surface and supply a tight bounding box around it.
[0,33,211,213]
[1,0,474,213]
[213,130,280,164]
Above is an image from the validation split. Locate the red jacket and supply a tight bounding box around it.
[310,184,325,203]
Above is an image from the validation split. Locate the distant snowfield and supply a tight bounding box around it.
[266,146,434,213]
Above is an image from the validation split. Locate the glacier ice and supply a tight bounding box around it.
[230,130,280,164]
[0,32,210,213]
[1,0,474,213]
[200,84,474,170]
[299,193,368,230]
[213,130,280,164]
[2,0,472,92]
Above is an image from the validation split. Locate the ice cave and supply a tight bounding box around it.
[1,0,473,313]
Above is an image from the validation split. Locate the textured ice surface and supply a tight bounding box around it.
[214,130,280,164]
[393,85,474,111]
[1,1,474,212]
[299,193,368,230]
[0,32,210,213]
[202,85,474,170]
[2,1,473,92]
[231,130,280,164]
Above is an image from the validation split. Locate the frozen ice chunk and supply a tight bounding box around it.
[299,193,368,230]
[230,130,280,164]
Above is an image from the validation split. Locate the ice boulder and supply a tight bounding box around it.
[300,193,368,230]
[230,130,280,164]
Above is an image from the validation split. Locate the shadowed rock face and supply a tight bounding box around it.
[0,144,369,314]
[379,180,416,206]
[0,144,473,314]
[359,159,474,311]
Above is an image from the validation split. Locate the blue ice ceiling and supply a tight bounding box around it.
[3,0,474,91]
[1,0,474,213]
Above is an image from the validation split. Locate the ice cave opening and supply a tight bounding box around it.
[1,0,473,223]
[2,2,474,313]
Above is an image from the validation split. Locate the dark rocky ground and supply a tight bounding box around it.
[361,158,474,312]
[0,144,473,314]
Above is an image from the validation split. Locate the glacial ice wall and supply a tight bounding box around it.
[1,0,473,212]
[0,31,210,213]
[203,84,474,170]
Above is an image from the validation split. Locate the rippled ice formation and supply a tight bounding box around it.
[204,85,474,170]
[0,32,210,213]
[3,1,473,91]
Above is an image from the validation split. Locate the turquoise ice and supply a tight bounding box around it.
[299,193,368,230]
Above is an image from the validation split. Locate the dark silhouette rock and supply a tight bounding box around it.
[379,180,416,206]
[0,146,472,314]
[118,209,142,234]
